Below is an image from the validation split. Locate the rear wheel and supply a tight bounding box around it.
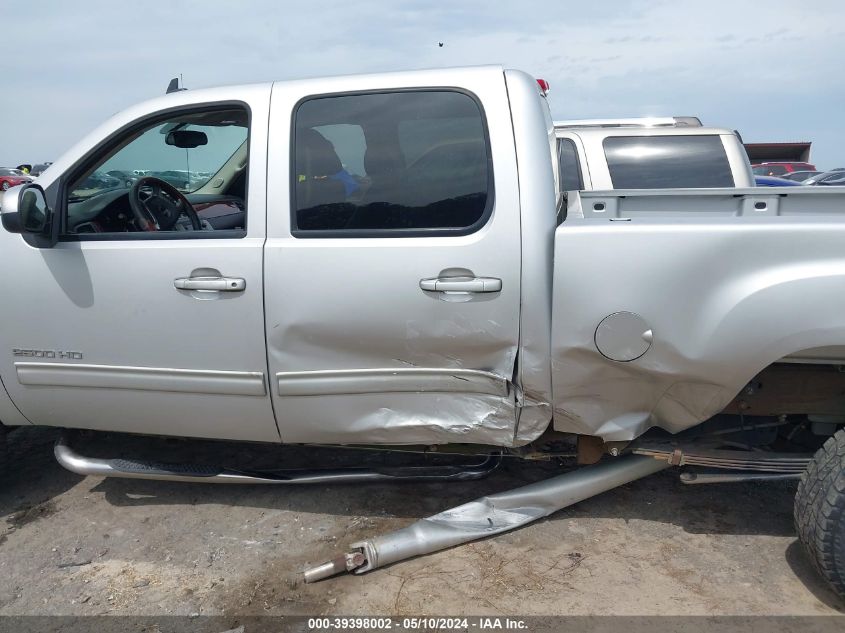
[1,181,10,191]
[794,428,845,598]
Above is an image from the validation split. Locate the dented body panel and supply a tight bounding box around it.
[504,70,558,444]
[553,190,845,440]
[263,67,530,446]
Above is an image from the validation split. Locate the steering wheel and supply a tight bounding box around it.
[128,176,201,231]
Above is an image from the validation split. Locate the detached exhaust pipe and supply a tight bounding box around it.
[304,454,669,581]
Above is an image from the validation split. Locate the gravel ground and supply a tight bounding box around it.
[0,425,844,618]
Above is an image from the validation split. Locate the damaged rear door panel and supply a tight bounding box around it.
[263,67,526,446]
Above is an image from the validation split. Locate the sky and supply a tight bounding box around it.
[2,0,844,169]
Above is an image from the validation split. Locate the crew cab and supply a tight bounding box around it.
[554,116,754,192]
[2,66,845,594]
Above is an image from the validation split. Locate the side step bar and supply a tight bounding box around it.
[54,435,501,485]
[304,454,669,582]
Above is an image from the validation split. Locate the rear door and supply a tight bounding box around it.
[264,68,524,446]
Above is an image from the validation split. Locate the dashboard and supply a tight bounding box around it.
[67,190,246,234]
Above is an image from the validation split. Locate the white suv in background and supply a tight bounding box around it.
[554,116,754,192]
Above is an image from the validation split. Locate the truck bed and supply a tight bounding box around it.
[552,187,845,441]
[567,187,845,219]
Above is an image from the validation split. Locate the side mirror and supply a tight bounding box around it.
[166,130,208,148]
[1,183,56,247]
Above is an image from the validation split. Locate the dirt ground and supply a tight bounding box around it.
[0,426,843,618]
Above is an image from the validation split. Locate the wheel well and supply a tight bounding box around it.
[717,361,845,449]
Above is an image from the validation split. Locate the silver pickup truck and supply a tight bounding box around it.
[2,66,845,592]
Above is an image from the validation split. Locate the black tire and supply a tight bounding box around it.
[795,427,845,598]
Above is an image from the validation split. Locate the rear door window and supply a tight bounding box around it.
[292,90,492,236]
[603,135,735,188]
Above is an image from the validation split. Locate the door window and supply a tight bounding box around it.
[64,107,249,237]
[292,90,492,236]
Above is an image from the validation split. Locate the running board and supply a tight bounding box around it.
[304,454,669,582]
[54,435,501,484]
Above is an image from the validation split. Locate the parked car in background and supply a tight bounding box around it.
[779,170,821,182]
[752,161,816,176]
[105,170,138,188]
[0,168,33,191]
[554,116,753,192]
[803,169,845,186]
[73,171,122,195]
[30,163,53,177]
[755,175,802,187]
[149,170,193,190]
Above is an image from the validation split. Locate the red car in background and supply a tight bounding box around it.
[0,168,33,191]
[752,161,817,176]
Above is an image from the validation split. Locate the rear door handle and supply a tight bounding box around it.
[419,276,502,293]
[174,276,246,292]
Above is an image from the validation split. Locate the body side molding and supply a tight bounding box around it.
[15,363,267,396]
[275,368,511,397]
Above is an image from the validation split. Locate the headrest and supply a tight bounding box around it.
[297,128,343,176]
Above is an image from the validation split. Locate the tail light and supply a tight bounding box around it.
[536,78,550,95]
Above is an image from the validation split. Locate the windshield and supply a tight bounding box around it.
[68,109,248,201]
[0,168,26,177]
[819,173,845,185]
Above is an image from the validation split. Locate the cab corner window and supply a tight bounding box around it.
[292,90,492,236]
[65,107,249,237]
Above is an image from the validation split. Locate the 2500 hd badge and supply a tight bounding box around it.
[12,349,83,360]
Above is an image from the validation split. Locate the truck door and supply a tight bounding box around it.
[0,88,280,442]
[264,70,524,446]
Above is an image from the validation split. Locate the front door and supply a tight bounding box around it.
[0,91,279,442]
[264,70,524,446]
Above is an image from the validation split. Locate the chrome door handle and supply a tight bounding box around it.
[419,276,502,293]
[174,276,246,291]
